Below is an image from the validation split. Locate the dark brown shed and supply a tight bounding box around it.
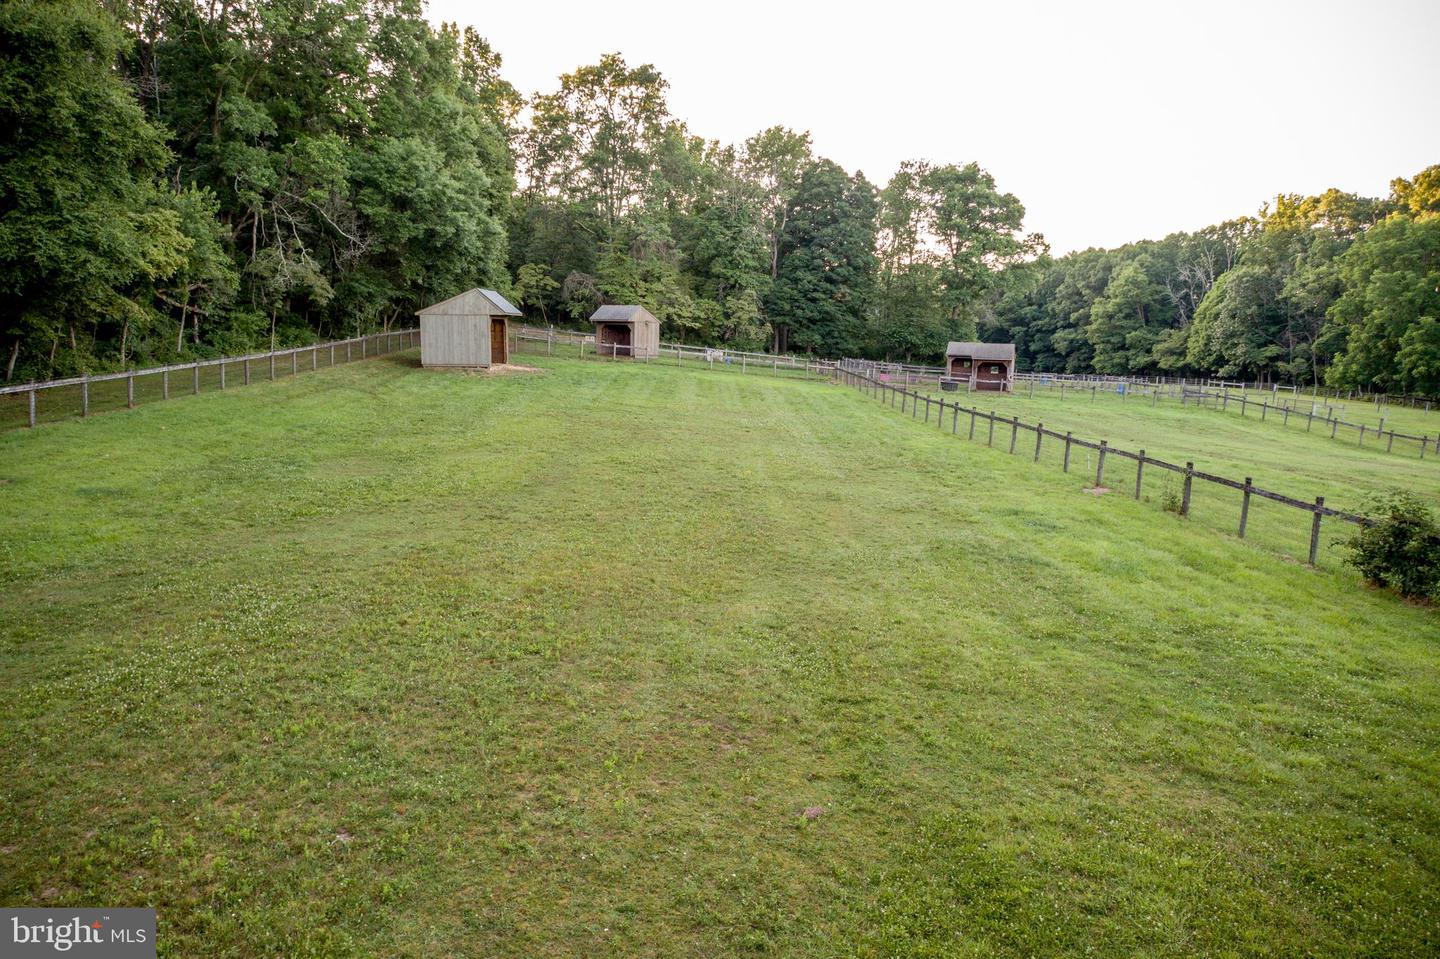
[945,341,1016,391]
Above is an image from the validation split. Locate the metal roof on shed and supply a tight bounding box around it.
[416,287,522,317]
[590,305,654,323]
[946,341,1016,361]
[480,289,522,316]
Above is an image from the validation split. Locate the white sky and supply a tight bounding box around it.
[425,0,1440,254]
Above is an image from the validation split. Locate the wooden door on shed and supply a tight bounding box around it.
[491,318,507,364]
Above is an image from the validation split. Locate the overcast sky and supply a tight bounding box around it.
[425,0,1440,254]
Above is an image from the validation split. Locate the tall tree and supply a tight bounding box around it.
[767,160,877,355]
[0,0,192,379]
[1324,213,1440,394]
[920,162,1045,331]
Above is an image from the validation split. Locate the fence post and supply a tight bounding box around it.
[1309,498,1324,566]
[1135,450,1145,499]
[219,362,225,390]
[1239,477,1252,538]
[361,337,366,359]
[244,358,250,385]
[193,362,200,394]
[269,352,275,380]
[291,351,297,376]
[1034,423,1043,461]
[969,409,976,440]
[81,375,90,416]
[1387,431,1395,453]
[162,370,169,400]
[987,412,995,446]
[1331,419,1338,439]
[1182,462,1194,516]
[28,388,36,427]
[1009,417,1018,453]
[1095,441,1107,487]
[953,404,959,434]
[1357,424,1364,447]
[312,347,317,371]
[128,373,136,407]
[347,341,352,362]
[1063,432,1072,472]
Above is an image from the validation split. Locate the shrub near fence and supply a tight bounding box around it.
[837,362,1373,568]
[0,329,419,432]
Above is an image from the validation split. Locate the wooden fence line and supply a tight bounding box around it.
[3,329,419,430]
[511,327,838,376]
[512,323,839,372]
[837,363,1372,567]
[844,358,1433,463]
[1174,387,1433,460]
[855,359,1438,410]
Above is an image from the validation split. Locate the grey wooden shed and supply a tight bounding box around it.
[417,288,523,368]
[590,305,660,358]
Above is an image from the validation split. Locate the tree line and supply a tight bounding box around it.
[985,176,1440,394]
[2,0,1436,395]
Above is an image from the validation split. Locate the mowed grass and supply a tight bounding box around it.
[1,352,1437,957]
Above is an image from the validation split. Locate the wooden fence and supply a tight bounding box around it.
[1175,387,1434,460]
[511,325,838,377]
[1,329,418,431]
[844,359,1435,463]
[853,358,1438,412]
[837,362,1373,567]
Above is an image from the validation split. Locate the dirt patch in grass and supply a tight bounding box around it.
[1083,485,1112,495]
[425,363,545,378]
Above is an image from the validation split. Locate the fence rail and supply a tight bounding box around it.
[843,358,1435,463]
[837,361,1373,567]
[511,325,838,376]
[2,329,418,431]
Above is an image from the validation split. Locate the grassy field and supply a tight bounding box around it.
[1,352,1437,957]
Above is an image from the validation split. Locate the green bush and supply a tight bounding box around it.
[1157,474,1185,516]
[1341,490,1440,601]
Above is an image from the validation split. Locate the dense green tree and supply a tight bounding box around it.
[767,160,877,355]
[920,162,1045,330]
[0,0,195,379]
[1086,257,1171,373]
[1324,213,1440,394]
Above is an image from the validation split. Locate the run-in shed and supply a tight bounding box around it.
[417,288,523,368]
[590,305,660,358]
[946,341,1016,391]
